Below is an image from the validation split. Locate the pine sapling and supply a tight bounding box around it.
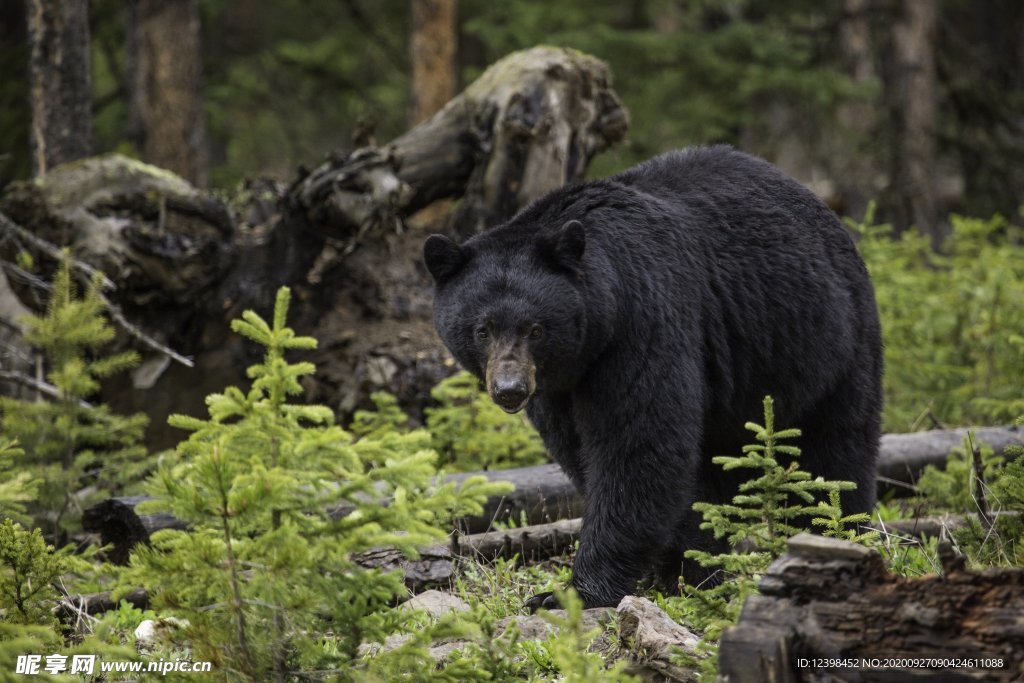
[676,396,868,676]
[0,257,148,543]
[126,287,510,681]
[425,371,546,471]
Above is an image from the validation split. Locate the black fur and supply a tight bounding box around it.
[424,146,883,608]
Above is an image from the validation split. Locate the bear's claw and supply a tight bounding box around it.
[525,591,561,613]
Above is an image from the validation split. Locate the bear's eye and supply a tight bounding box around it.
[475,327,489,341]
[528,325,543,340]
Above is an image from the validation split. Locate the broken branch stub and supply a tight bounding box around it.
[294,46,628,241]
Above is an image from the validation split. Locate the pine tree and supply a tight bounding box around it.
[0,518,136,672]
[126,287,509,681]
[0,439,37,523]
[0,257,148,544]
[675,396,869,677]
[690,396,851,557]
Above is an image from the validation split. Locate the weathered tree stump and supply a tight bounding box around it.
[0,46,627,449]
[293,45,628,240]
[718,533,1024,682]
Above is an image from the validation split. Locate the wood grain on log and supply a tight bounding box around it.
[719,533,1024,682]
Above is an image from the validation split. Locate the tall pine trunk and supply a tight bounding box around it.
[130,0,208,187]
[833,0,878,222]
[27,0,92,176]
[887,0,941,244]
[409,0,457,125]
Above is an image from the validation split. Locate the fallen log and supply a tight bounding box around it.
[875,425,1024,495]
[59,520,582,621]
[718,533,1024,682]
[451,517,582,562]
[54,587,150,623]
[82,424,1024,561]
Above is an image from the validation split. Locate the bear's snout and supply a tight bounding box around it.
[485,348,536,414]
[491,377,530,413]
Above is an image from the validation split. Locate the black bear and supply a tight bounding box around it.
[423,145,882,610]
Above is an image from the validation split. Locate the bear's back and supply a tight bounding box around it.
[613,145,837,233]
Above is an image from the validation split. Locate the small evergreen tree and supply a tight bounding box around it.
[349,391,411,440]
[689,396,852,558]
[0,519,134,676]
[670,397,867,678]
[0,257,148,543]
[0,519,64,628]
[125,287,510,681]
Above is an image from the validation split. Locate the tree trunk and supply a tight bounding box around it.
[130,0,208,187]
[887,0,942,244]
[719,534,1024,682]
[409,0,457,126]
[831,0,879,221]
[26,0,91,176]
[296,45,628,240]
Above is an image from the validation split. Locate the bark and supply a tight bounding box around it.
[450,517,582,562]
[26,0,91,176]
[0,266,33,399]
[79,425,1024,563]
[831,0,879,220]
[130,0,208,187]
[295,45,627,239]
[719,533,1024,682]
[409,0,457,126]
[887,0,942,244]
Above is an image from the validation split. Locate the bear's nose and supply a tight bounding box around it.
[492,380,529,413]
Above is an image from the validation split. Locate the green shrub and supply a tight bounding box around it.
[534,589,636,683]
[347,372,547,473]
[0,519,134,677]
[916,421,1024,568]
[853,208,1024,430]
[0,438,36,524]
[666,397,870,678]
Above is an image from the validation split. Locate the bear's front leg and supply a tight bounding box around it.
[557,378,702,609]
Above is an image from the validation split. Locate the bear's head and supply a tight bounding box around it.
[424,220,588,413]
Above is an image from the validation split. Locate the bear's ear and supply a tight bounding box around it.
[537,220,585,274]
[424,234,468,283]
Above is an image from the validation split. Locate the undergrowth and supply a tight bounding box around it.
[851,207,1024,430]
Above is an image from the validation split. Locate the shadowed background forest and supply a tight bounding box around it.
[2,0,1023,233]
